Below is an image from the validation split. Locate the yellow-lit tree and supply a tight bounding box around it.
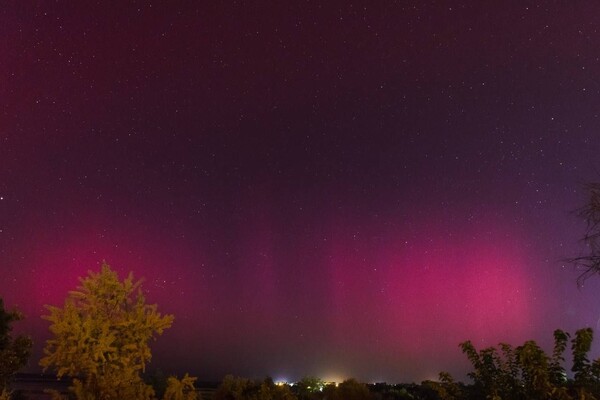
[163,374,198,400]
[40,262,177,400]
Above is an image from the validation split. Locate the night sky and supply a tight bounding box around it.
[3,1,600,384]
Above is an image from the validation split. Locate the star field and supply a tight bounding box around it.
[2,1,600,383]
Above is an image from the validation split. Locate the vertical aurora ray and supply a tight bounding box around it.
[323,211,544,381]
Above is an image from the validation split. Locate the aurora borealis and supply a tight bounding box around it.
[3,1,600,383]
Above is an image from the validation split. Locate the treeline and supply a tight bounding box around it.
[428,328,600,400]
[4,264,600,400]
[206,375,431,400]
[199,331,600,400]
[138,326,600,400]
[206,327,600,400]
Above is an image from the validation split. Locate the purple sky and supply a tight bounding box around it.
[3,1,600,383]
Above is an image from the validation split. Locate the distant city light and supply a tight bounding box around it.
[322,375,345,385]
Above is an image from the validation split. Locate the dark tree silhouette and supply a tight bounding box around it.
[0,298,32,396]
[570,183,600,285]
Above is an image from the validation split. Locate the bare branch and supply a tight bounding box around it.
[569,182,600,286]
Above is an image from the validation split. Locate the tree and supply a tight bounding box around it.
[333,379,372,400]
[295,377,324,400]
[214,375,255,400]
[0,298,32,397]
[40,262,177,400]
[163,374,198,400]
[570,182,600,285]
[259,377,296,400]
[215,376,297,400]
[441,328,600,400]
[426,372,464,400]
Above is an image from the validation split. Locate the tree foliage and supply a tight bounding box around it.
[0,298,32,396]
[295,377,325,400]
[330,379,371,400]
[425,372,464,400]
[39,262,192,400]
[435,328,600,400]
[215,375,296,400]
[215,376,376,400]
[163,374,198,400]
